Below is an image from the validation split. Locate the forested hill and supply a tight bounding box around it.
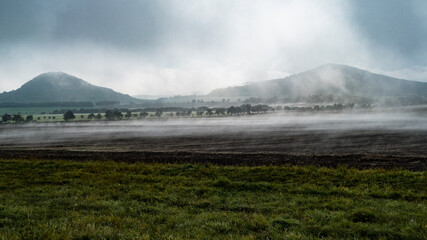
[208,64,427,99]
[0,72,139,104]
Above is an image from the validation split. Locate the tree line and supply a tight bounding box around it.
[1,113,33,123]
[60,104,273,122]
[2,103,361,124]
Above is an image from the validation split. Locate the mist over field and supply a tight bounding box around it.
[1,108,426,157]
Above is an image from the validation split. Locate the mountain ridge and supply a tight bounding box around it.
[1,64,427,105]
[208,63,427,99]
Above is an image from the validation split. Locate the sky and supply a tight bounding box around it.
[0,0,426,96]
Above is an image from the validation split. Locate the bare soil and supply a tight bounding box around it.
[1,110,426,170]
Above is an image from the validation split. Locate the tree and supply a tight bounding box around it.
[215,108,225,116]
[227,106,236,115]
[105,110,115,120]
[95,113,103,120]
[88,113,95,120]
[241,104,252,114]
[125,111,132,119]
[252,104,269,113]
[105,110,122,120]
[63,110,75,122]
[113,110,123,120]
[186,109,193,116]
[2,113,12,123]
[196,107,206,117]
[139,112,149,119]
[26,115,33,122]
[12,114,24,123]
[155,108,163,118]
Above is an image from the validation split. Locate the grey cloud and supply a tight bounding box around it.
[0,0,229,53]
[349,0,427,68]
[0,0,426,95]
[52,0,165,49]
[0,1,49,43]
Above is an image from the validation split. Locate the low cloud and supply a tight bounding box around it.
[0,0,426,95]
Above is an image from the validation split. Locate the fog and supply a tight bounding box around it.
[1,110,426,155]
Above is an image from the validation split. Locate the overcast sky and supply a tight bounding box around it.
[1,0,426,95]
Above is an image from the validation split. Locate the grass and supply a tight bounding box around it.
[0,159,425,239]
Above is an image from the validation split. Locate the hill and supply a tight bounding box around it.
[0,72,139,104]
[208,64,427,101]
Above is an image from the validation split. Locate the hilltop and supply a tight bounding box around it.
[0,72,139,104]
[208,64,427,101]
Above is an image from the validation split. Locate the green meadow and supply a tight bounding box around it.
[0,159,425,239]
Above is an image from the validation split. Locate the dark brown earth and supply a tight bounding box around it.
[1,111,426,170]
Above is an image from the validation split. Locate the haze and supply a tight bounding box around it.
[1,0,427,96]
[1,109,425,153]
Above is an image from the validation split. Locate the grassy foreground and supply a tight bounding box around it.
[0,159,426,239]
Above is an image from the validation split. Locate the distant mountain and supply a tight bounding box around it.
[208,64,427,99]
[0,72,139,104]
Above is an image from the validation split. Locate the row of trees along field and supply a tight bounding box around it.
[2,103,358,123]
[60,104,273,122]
[1,113,34,123]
